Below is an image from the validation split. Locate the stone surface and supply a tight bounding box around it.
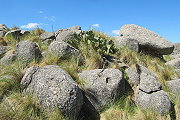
[16,41,42,62]
[0,51,16,64]
[69,26,81,30]
[5,29,21,38]
[0,31,6,37]
[79,69,125,111]
[114,36,139,52]
[165,58,180,68]
[136,64,162,93]
[136,89,171,115]
[0,24,8,31]
[21,65,83,118]
[40,32,55,43]
[126,67,140,85]
[0,46,8,56]
[167,79,180,94]
[119,24,174,55]
[20,30,30,35]
[56,29,81,42]
[48,41,80,57]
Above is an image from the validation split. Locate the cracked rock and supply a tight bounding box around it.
[79,69,125,111]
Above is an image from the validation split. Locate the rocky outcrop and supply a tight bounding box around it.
[114,36,139,52]
[40,32,55,43]
[167,79,180,94]
[21,65,84,119]
[79,69,125,111]
[48,41,80,57]
[119,24,174,55]
[16,41,42,62]
[165,58,180,68]
[56,28,81,42]
[135,64,171,114]
[5,29,22,38]
[0,24,8,37]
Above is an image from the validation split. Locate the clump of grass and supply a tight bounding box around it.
[40,52,60,66]
[47,108,65,120]
[0,37,7,46]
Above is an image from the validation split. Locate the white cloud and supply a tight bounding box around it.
[21,23,40,29]
[92,24,100,28]
[43,16,56,22]
[39,11,44,14]
[112,30,120,35]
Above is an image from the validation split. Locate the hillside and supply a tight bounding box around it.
[0,24,179,120]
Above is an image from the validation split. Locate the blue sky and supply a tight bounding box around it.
[0,0,180,43]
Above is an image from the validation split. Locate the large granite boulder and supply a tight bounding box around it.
[69,26,81,30]
[165,58,180,68]
[171,43,180,59]
[135,64,171,114]
[40,32,55,43]
[56,29,81,42]
[136,90,171,114]
[167,79,180,95]
[16,41,42,62]
[48,41,80,57]
[79,69,125,111]
[114,36,139,52]
[21,65,84,118]
[119,24,174,55]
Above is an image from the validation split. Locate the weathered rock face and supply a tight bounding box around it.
[40,32,55,43]
[0,51,16,64]
[135,64,171,114]
[136,90,171,114]
[167,79,180,94]
[69,26,81,30]
[56,29,81,42]
[170,43,180,59]
[0,46,8,56]
[21,65,83,118]
[5,29,21,38]
[165,58,180,68]
[0,24,8,37]
[119,24,174,55]
[48,41,80,57]
[125,67,140,85]
[16,41,42,62]
[79,69,125,111]
[20,30,30,36]
[114,36,139,52]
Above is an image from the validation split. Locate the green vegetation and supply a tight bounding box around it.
[0,28,179,120]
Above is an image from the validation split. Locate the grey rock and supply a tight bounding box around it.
[165,58,180,68]
[171,43,180,55]
[136,64,162,93]
[16,41,42,62]
[114,36,139,52]
[135,89,171,115]
[56,29,81,42]
[0,24,8,31]
[126,67,140,85]
[0,46,8,56]
[21,65,83,118]
[69,26,81,30]
[48,41,80,57]
[119,24,174,55]
[5,29,21,38]
[0,31,6,37]
[167,79,180,94]
[175,69,180,73]
[0,52,16,64]
[40,32,55,43]
[79,69,125,111]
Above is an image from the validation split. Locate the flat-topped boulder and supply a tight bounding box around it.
[119,24,174,55]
